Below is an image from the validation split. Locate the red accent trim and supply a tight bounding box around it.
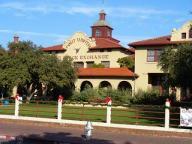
[41,44,65,52]
[58,95,64,102]
[77,68,136,77]
[15,94,19,100]
[105,96,112,104]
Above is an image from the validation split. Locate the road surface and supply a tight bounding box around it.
[0,119,192,144]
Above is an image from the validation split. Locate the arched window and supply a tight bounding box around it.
[80,81,93,91]
[99,81,112,89]
[118,81,132,91]
[189,27,192,38]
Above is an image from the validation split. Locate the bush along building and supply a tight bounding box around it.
[42,10,136,94]
[129,21,192,101]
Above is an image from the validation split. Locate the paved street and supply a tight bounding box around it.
[0,119,192,144]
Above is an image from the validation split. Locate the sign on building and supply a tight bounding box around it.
[180,107,192,127]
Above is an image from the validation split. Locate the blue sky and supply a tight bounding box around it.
[0,0,191,48]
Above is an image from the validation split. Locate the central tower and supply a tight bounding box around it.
[91,10,113,38]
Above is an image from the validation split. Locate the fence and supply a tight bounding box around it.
[0,97,182,130]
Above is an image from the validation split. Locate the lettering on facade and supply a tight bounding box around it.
[65,38,92,49]
[72,55,109,60]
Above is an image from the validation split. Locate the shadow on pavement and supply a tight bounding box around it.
[0,132,133,144]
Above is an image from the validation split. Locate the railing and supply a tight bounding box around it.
[19,100,57,118]
[112,105,165,126]
[170,107,181,128]
[62,105,106,122]
[0,97,184,129]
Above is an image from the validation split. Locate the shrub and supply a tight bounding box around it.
[69,88,132,104]
[131,89,170,105]
[69,88,175,105]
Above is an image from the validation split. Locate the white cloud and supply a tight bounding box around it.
[0,2,180,18]
[0,29,68,38]
[0,29,12,33]
[0,2,48,13]
[66,7,100,15]
[106,7,179,19]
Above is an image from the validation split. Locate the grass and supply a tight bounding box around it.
[0,102,169,126]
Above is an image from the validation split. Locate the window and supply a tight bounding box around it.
[147,50,155,62]
[86,61,94,68]
[147,49,162,62]
[107,30,111,37]
[95,29,101,37]
[181,33,186,39]
[74,62,84,68]
[101,61,110,68]
[189,28,192,38]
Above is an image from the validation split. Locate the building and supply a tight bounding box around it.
[42,10,135,93]
[129,21,192,100]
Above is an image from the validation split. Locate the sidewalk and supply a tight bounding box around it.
[1,118,192,139]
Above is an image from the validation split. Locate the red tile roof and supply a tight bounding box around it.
[41,44,65,52]
[129,35,192,47]
[77,68,136,77]
[42,37,134,53]
[42,38,135,53]
[129,36,172,47]
[127,47,135,53]
[90,37,125,49]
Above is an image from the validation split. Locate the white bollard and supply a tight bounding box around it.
[14,94,20,118]
[57,95,63,120]
[165,98,170,129]
[84,121,93,140]
[106,97,112,125]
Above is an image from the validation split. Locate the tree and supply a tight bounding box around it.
[158,43,192,88]
[92,63,105,68]
[117,56,134,70]
[0,45,6,56]
[0,41,76,101]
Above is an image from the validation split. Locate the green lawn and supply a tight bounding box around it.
[0,102,169,126]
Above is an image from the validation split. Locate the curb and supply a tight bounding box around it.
[0,135,16,140]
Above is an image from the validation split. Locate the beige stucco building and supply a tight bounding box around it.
[42,9,192,100]
[42,10,135,93]
[129,21,192,100]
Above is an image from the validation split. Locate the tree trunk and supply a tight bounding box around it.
[41,83,48,99]
[12,85,18,97]
[26,90,36,102]
[26,83,36,102]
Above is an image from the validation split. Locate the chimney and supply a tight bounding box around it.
[99,10,106,21]
[13,34,19,43]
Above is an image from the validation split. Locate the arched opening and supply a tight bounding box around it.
[80,81,93,91]
[118,81,132,91]
[99,81,112,89]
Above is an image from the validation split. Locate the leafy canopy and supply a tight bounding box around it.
[0,41,76,99]
[158,43,192,87]
[117,56,134,70]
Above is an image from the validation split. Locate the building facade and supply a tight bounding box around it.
[129,21,192,100]
[42,10,135,93]
[42,9,192,100]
